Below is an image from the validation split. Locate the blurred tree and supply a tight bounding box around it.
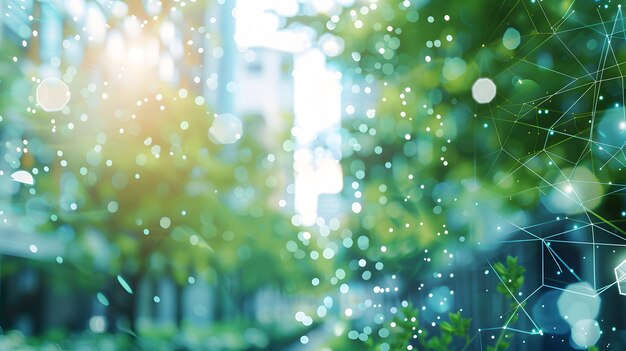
[0,3,331,344]
[294,0,626,274]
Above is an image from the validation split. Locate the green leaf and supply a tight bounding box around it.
[440,321,455,334]
[495,256,526,297]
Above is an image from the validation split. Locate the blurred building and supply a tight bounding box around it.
[0,0,345,341]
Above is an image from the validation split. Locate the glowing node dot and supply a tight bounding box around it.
[472,78,497,104]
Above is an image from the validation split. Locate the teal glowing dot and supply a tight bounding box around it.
[483,123,488,128]
[153,296,160,303]
[143,228,150,235]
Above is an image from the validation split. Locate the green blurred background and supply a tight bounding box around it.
[0,0,625,350]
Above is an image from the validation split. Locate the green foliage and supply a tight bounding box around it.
[487,256,526,351]
[0,7,329,337]
[368,306,471,351]
[0,318,310,351]
[440,312,471,340]
[363,256,525,351]
[493,256,525,298]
